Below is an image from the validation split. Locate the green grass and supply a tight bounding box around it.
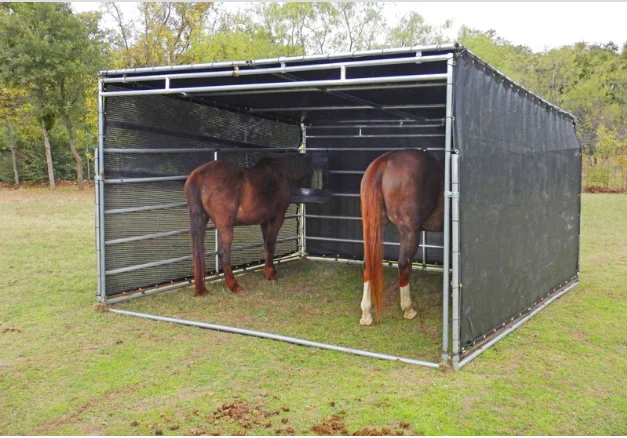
[0,187,626,435]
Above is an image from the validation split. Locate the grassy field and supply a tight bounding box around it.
[0,187,625,435]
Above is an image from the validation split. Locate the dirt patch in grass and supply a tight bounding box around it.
[583,186,627,194]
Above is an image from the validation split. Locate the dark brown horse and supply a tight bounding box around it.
[360,149,444,325]
[185,152,311,295]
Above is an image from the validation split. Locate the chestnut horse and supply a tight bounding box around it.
[184,152,311,295]
[360,149,444,325]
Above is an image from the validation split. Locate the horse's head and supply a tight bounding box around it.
[272,152,313,186]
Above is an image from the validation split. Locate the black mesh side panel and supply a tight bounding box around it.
[102,93,300,297]
[305,131,445,264]
[454,54,581,349]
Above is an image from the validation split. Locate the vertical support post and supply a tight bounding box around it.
[299,122,307,258]
[451,153,461,369]
[97,78,107,303]
[441,52,454,364]
[214,151,220,273]
[94,143,101,302]
[421,231,427,270]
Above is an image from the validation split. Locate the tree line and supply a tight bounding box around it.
[1,2,625,189]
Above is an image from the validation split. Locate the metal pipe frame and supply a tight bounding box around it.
[105,254,302,305]
[307,123,442,129]
[105,236,299,276]
[305,235,444,250]
[104,175,188,184]
[102,54,450,85]
[305,134,445,139]
[97,78,107,303]
[451,153,461,363]
[214,151,220,273]
[206,82,447,97]
[330,118,443,124]
[299,123,307,258]
[103,146,301,154]
[100,73,449,98]
[306,255,444,274]
[441,53,454,364]
[94,140,101,302]
[250,104,446,113]
[102,44,460,76]
[306,147,445,152]
[104,215,301,246]
[108,308,440,368]
[454,280,579,370]
[105,202,188,215]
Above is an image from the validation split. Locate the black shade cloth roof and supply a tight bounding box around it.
[100,43,575,126]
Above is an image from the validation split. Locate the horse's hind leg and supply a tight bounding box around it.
[216,226,244,293]
[261,214,285,281]
[398,227,420,320]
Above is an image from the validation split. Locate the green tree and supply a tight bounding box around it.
[105,2,213,68]
[386,11,452,47]
[0,84,27,186]
[0,3,106,190]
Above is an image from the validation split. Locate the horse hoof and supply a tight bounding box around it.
[265,273,277,282]
[194,288,209,297]
[360,315,373,326]
[404,308,418,320]
[231,285,245,294]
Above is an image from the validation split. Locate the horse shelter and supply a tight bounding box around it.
[96,43,581,370]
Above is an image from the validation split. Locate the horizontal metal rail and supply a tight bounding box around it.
[455,280,580,370]
[306,133,444,139]
[100,73,449,97]
[105,254,301,305]
[331,118,443,124]
[105,202,187,215]
[108,308,440,368]
[105,228,194,246]
[328,170,364,175]
[104,214,301,246]
[306,235,444,250]
[330,192,360,198]
[102,43,458,76]
[204,82,447,97]
[306,214,361,221]
[102,54,450,84]
[308,123,442,129]
[105,236,299,276]
[250,104,445,113]
[105,175,188,184]
[306,147,445,152]
[103,146,299,154]
[307,255,445,273]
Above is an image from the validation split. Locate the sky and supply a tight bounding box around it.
[71,2,627,53]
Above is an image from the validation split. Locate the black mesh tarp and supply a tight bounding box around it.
[453,53,581,350]
[103,92,300,297]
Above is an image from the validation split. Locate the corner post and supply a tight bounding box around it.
[96,77,107,303]
[441,52,455,364]
[299,122,307,258]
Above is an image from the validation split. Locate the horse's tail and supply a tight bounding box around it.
[360,158,386,322]
[184,175,208,295]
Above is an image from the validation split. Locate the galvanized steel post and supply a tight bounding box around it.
[441,52,455,364]
[451,153,461,368]
[97,78,107,303]
[299,123,307,258]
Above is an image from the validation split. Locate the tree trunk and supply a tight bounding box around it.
[41,123,56,190]
[5,121,19,187]
[63,114,84,191]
